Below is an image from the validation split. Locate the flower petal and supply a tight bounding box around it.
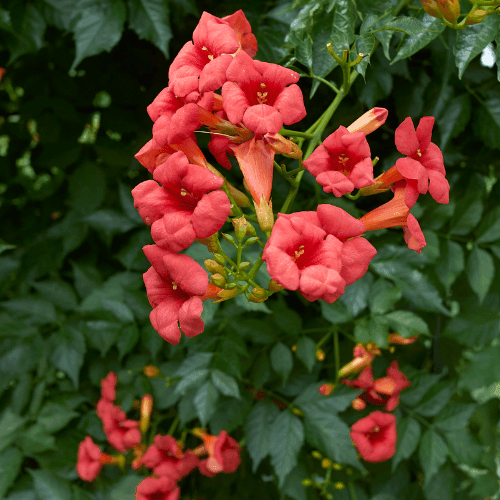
[416,116,434,152]
[243,104,283,135]
[273,84,306,126]
[162,252,209,297]
[340,237,377,285]
[221,82,249,125]
[395,117,419,156]
[316,171,355,197]
[178,296,204,337]
[191,190,231,239]
[317,204,366,241]
[199,54,233,93]
[403,213,426,253]
[350,157,375,188]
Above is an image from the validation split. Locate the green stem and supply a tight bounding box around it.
[334,329,340,384]
[317,328,334,349]
[167,415,179,436]
[348,482,359,500]
[303,73,340,93]
[279,128,314,139]
[401,404,434,429]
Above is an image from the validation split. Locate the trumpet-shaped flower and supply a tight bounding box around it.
[143,244,209,344]
[222,51,306,135]
[303,126,374,196]
[136,476,180,500]
[76,437,104,482]
[196,430,242,476]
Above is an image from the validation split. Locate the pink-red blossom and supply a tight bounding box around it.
[350,411,397,462]
[141,435,198,481]
[100,372,117,402]
[222,51,306,135]
[303,126,374,196]
[197,430,242,476]
[132,151,230,252]
[136,476,180,500]
[143,244,209,344]
[76,436,103,482]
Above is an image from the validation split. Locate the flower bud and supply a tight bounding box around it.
[352,397,366,410]
[388,333,418,345]
[311,451,322,459]
[226,182,251,207]
[143,365,160,377]
[238,261,251,271]
[204,259,226,276]
[263,133,303,159]
[436,0,460,23]
[292,407,304,416]
[268,279,284,292]
[291,345,297,352]
[195,234,219,253]
[347,107,388,135]
[421,0,441,18]
[250,287,268,303]
[232,216,249,241]
[210,273,226,287]
[318,383,335,396]
[465,8,490,25]
[215,287,238,303]
[334,482,345,490]
[254,198,274,234]
[332,462,342,470]
[222,233,236,245]
[213,253,225,265]
[321,458,332,468]
[316,349,325,361]
[244,236,260,247]
[302,479,313,486]
[140,394,153,434]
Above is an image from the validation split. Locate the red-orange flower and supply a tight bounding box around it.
[195,430,242,476]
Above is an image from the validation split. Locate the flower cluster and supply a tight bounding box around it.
[76,372,242,499]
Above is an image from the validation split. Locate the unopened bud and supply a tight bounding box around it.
[436,0,460,23]
[302,479,313,486]
[238,261,251,271]
[213,253,225,265]
[250,287,268,303]
[332,462,342,471]
[465,8,490,25]
[226,282,237,289]
[421,0,441,18]
[316,349,325,361]
[204,259,226,276]
[321,458,332,468]
[210,273,226,287]
[311,451,322,459]
[291,345,297,352]
[254,198,274,234]
[243,236,260,248]
[263,133,303,159]
[140,394,153,434]
[143,365,160,377]
[100,453,126,468]
[232,216,249,241]
[215,287,238,303]
[292,407,304,416]
[334,482,345,490]
[227,183,251,207]
[318,383,335,396]
[347,107,388,135]
[222,233,236,245]
[195,234,218,253]
[268,279,284,293]
[352,397,366,410]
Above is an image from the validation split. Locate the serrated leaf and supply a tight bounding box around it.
[435,240,464,293]
[294,383,360,414]
[175,369,209,395]
[48,325,86,388]
[459,345,500,392]
[475,97,500,150]
[211,369,240,399]
[37,403,79,433]
[369,279,402,315]
[392,13,445,64]
[71,0,126,69]
[392,417,420,472]
[0,447,24,498]
[270,342,293,385]
[413,382,455,417]
[383,311,430,338]
[467,246,494,302]
[372,16,426,36]
[194,380,219,426]
[476,207,500,243]
[244,401,280,472]
[434,403,477,432]
[128,0,172,58]
[269,411,304,487]
[454,16,500,79]
[437,94,471,149]
[210,393,252,435]
[296,336,316,372]
[418,429,448,486]
[28,469,71,500]
[0,410,27,454]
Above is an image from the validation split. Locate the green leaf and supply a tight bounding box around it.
[175,369,210,395]
[454,15,500,79]
[294,383,360,414]
[244,400,281,472]
[434,403,477,432]
[83,319,120,357]
[175,352,213,377]
[475,97,500,150]
[128,0,172,58]
[0,298,57,325]
[194,380,219,426]
[340,272,373,317]
[0,447,24,498]
[497,33,500,81]
[437,94,471,150]
[85,209,137,245]
[31,280,79,311]
[295,336,316,372]
[37,403,79,434]
[71,0,127,69]
[71,262,103,299]
[392,417,421,472]
[444,430,484,466]
[459,345,500,392]
[321,300,353,324]
[211,369,241,399]
[7,4,46,63]
[10,373,32,415]
[476,207,500,243]
[400,372,442,407]
[68,162,105,215]
[435,240,464,293]
[372,16,426,36]
[0,410,26,454]
[210,393,252,435]
[467,246,494,302]
[422,463,455,500]
[251,352,271,388]
[354,316,389,347]
[109,475,143,500]
[369,279,402,315]
[413,382,455,417]
[383,311,430,338]
[28,469,72,500]
[270,342,293,385]
[418,429,448,486]
[48,325,86,388]
[116,324,140,361]
[21,424,56,455]
[303,409,361,469]
[269,411,304,487]
[392,13,445,65]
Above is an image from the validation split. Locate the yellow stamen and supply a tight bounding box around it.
[417,149,422,157]
[294,245,305,260]
[180,188,187,196]
[256,91,268,104]
[172,282,178,290]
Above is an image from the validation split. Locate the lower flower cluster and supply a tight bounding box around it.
[76,372,241,499]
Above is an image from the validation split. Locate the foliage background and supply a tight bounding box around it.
[1,0,500,499]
